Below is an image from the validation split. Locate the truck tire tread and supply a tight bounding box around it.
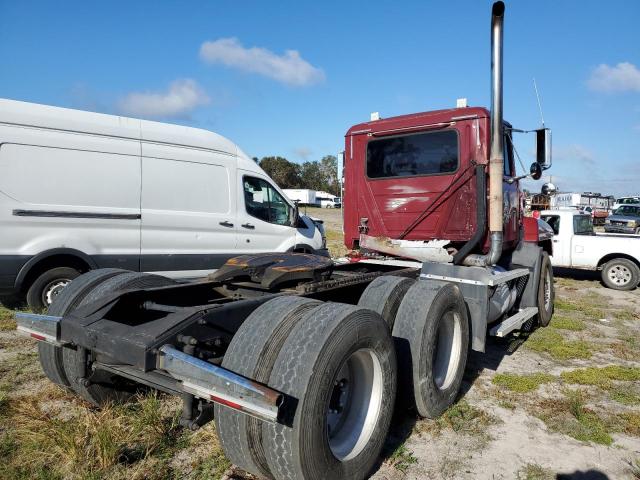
[393,281,469,418]
[357,275,414,328]
[62,272,177,405]
[263,302,397,480]
[215,295,321,479]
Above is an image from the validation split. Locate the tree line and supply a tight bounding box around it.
[253,155,340,196]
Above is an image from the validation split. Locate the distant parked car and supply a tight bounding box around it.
[612,196,640,211]
[605,205,640,234]
[320,198,341,208]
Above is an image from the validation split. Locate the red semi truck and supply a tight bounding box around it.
[16,3,555,480]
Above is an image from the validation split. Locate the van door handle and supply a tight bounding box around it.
[219,220,234,227]
[241,223,255,229]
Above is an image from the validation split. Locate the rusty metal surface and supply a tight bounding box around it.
[209,253,333,289]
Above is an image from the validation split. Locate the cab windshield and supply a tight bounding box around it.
[614,206,640,217]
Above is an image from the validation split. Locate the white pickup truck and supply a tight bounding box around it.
[540,209,640,290]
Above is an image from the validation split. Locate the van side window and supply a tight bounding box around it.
[366,129,458,179]
[243,177,291,226]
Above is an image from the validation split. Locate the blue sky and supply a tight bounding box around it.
[1,0,639,197]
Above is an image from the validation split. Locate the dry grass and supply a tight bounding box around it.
[0,304,16,331]
[0,391,230,480]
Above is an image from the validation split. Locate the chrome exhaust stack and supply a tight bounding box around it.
[463,1,505,267]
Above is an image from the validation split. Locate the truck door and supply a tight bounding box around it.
[140,147,237,278]
[503,133,519,247]
[542,213,571,266]
[236,171,296,253]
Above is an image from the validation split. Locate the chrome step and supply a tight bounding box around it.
[489,307,538,337]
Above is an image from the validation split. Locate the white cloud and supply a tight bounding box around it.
[555,144,595,166]
[587,62,640,93]
[117,79,210,118]
[293,147,312,161]
[199,37,325,87]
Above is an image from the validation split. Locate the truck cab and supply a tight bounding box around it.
[343,108,520,254]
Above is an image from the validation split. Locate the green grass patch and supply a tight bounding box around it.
[535,390,613,446]
[561,366,640,388]
[613,309,637,321]
[387,444,418,473]
[611,386,640,406]
[437,400,496,433]
[550,315,586,331]
[525,328,594,360]
[0,305,16,331]
[554,298,580,311]
[492,372,555,393]
[516,463,554,480]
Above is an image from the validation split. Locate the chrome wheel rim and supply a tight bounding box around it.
[326,349,383,461]
[607,264,631,286]
[433,311,463,390]
[42,278,72,306]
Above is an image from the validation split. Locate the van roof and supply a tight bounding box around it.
[0,98,238,155]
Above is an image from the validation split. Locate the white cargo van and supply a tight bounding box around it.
[0,99,327,309]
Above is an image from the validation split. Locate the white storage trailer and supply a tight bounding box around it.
[283,188,317,206]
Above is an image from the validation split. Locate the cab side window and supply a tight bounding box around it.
[243,176,291,226]
[503,134,514,177]
[541,215,560,235]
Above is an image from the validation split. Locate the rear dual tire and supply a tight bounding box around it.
[39,269,176,405]
[393,281,469,418]
[216,298,397,480]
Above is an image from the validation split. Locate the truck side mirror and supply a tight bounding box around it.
[536,128,552,170]
[529,162,542,180]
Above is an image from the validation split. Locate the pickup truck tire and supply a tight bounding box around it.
[536,252,554,327]
[393,281,469,418]
[601,258,640,291]
[215,296,321,479]
[62,272,177,405]
[27,266,82,311]
[39,268,129,388]
[357,275,415,328]
[263,302,396,480]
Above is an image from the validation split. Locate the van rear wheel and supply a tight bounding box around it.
[27,266,82,311]
[39,268,129,387]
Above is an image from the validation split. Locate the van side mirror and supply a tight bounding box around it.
[290,201,300,227]
[536,128,552,170]
[529,162,542,180]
